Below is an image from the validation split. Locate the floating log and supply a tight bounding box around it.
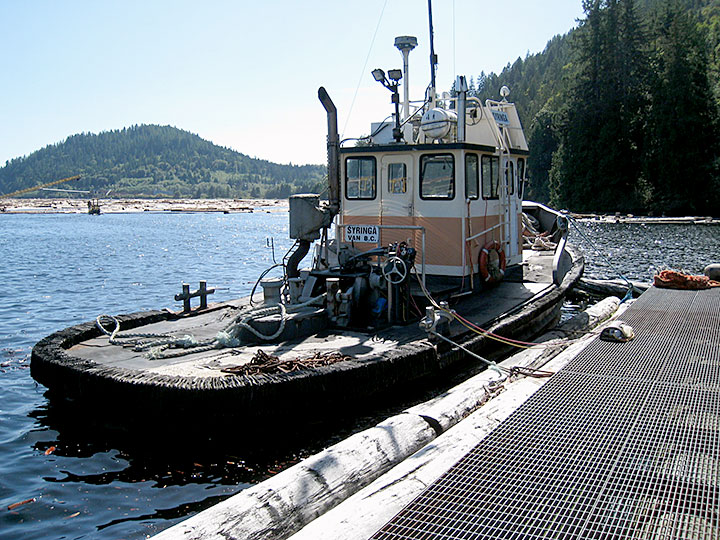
[151,413,437,540]
[574,214,720,225]
[288,379,550,540]
[151,296,623,540]
[576,277,649,298]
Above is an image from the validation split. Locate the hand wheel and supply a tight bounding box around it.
[382,256,407,285]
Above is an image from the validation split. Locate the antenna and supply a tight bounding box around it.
[428,0,437,105]
[394,36,417,122]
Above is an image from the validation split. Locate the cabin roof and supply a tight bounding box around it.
[339,142,528,156]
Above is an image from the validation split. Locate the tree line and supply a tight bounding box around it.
[0,125,326,199]
[468,0,720,215]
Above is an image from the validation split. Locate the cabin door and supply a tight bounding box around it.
[504,158,520,259]
[379,155,415,247]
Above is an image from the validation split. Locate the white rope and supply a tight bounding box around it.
[428,329,506,376]
[96,293,327,360]
[231,303,288,342]
[95,315,174,346]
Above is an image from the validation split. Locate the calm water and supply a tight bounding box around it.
[0,209,302,540]
[0,211,718,540]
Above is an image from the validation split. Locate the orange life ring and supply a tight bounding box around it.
[479,241,506,283]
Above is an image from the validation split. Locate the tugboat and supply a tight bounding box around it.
[31,26,583,430]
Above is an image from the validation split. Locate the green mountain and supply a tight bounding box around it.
[466,0,720,215]
[6,0,720,214]
[0,125,326,199]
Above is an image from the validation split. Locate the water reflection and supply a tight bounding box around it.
[19,398,317,539]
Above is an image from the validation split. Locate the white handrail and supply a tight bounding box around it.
[465,221,506,243]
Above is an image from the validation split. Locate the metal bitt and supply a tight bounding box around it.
[174,281,216,313]
[419,303,452,341]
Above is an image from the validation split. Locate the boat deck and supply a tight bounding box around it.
[30,247,577,427]
[68,250,556,379]
[370,286,720,539]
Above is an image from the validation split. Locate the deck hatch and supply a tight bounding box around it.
[370,287,720,539]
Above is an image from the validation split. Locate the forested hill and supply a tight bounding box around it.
[5,1,720,214]
[0,125,326,199]
[466,0,720,215]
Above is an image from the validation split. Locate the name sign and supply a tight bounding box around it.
[491,110,510,126]
[346,224,379,243]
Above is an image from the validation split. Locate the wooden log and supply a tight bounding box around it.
[151,413,437,540]
[576,277,649,298]
[286,378,547,540]
[555,294,621,336]
[286,304,633,540]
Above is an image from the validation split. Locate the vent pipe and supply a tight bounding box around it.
[456,75,468,142]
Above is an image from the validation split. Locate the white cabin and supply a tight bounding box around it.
[337,90,528,282]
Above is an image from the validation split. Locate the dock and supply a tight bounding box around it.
[369,286,720,539]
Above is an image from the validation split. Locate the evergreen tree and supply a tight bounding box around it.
[0,125,326,199]
[644,3,720,214]
[527,105,559,203]
[550,0,649,212]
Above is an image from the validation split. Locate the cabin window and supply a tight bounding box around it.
[481,155,499,199]
[465,154,479,200]
[505,161,515,196]
[388,163,407,194]
[420,154,455,200]
[517,158,526,198]
[345,157,376,199]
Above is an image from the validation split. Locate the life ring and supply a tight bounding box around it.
[479,241,506,283]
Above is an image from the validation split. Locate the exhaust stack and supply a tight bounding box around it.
[318,87,340,213]
[287,87,340,276]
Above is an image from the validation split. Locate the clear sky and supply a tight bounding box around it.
[0,0,584,167]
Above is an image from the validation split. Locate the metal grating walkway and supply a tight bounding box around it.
[371,287,720,540]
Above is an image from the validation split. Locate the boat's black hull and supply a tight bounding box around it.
[31,246,583,434]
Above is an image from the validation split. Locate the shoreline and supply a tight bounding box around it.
[0,198,289,214]
[573,212,720,224]
[3,198,717,223]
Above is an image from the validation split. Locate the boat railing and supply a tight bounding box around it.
[484,100,511,153]
[465,221,506,244]
[337,224,426,286]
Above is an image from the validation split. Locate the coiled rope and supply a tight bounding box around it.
[96,294,325,360]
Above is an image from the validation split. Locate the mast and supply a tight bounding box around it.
[428,0,437,106]
[394,36,417,122]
